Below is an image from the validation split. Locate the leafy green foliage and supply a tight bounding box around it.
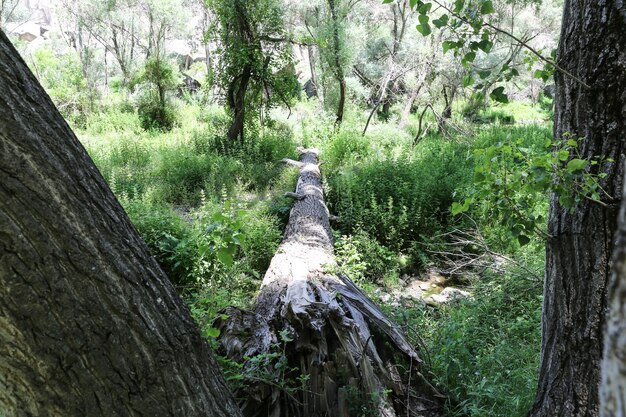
[135,58,179,131]
[382,261,543,417]
[327,138,472,254]
[453,129,612,244]
[333,230,403,286]
[432,272,541,416]
[207,0,294,139]
[29,48,95,126]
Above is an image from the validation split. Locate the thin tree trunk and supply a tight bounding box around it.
[227,64,252,144]
[601,168,626,417]
[307,44,318,96]
[362,69,393,135]
[327,0,345,128]
[216,149,442,417]
[528,3,626,416]
[398,83,422,129]
[0,29,242,417]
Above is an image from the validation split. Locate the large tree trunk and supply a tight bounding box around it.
[601,171,626,417]
[528,3,626,417]
[0,30,242,417]
[216,149,442,417]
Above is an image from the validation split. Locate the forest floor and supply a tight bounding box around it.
[77,96,550,417]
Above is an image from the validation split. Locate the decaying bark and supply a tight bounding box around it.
[216,148,442,417]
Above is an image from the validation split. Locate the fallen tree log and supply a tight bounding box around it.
[216,148,442,417]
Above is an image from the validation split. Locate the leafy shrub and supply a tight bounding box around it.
[239,204,283,273]
[334,229,402,286]
[465,107,515,125]
[381,264,542,417]
[120,194,193,286]
[155,150,242,204]
[135,57,179,131]
[137,98,178,131]
[86,106,142,134]
[323,129,374,169]
[328,140,472,255]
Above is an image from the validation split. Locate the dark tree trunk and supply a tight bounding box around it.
[327,0,345,128]
[227,64,252,144]
[0,30,242,417]
[216,149,442,417]
[528,3,626,417]
[601,172,626,417]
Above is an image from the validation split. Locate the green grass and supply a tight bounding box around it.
[382,262,543,417]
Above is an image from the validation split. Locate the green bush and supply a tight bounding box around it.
[381,264,542,417]
[30,48,95,125]
[463,106,515,125]
[239,203,283,273]
[137,98,178,131]
[135,58,179,131]
[323,129,374,169]
[334,229,402,286]
[328,139,472,256]
[120,195,193,286]
[85,105,142,134]
[155,149,242,204]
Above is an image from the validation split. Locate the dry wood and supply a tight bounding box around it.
[216,148,442,417]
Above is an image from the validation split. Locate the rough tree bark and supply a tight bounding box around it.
[216,149,442,417]
[600,169,626,417]
[528,3,626,417]
[0,30,242,417]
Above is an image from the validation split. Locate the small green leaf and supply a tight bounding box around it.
[442,40,457,53]
[453,0,465,12]
[517,235,531,246]
[433,14,449,28]
[204,327,221,338]
[418,2,432,14]
[559,194,575,209]
[462,51,476,65]
[480,0,495,14]
[557,150,569,161]
[416,20,432,36]
[490,86,509,103]
[463,74,474,87]
[471,18,483,32]
[478,70,491,79]
[477,39,493,53]
[566,158,587,172]
[451,202,465,215]
[217,248,234,266]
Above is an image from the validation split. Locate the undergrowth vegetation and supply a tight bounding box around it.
[76,95,551,417]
